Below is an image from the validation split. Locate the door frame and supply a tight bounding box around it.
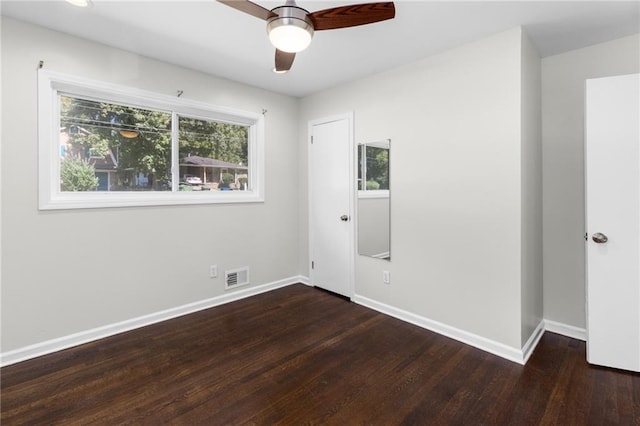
[307,112,355,297]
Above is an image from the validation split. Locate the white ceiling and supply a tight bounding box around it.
[2,0,639,97]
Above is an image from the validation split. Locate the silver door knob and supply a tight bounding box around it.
[592,232,608,244]
[340,215,349,222]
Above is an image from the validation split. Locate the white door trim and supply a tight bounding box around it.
[308,112,355,297]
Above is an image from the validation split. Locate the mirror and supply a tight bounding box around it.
[357,139,390,260]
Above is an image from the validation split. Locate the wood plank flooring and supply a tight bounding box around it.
[2,284,639,425]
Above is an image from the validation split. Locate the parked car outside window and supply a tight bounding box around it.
[184,175,202,185]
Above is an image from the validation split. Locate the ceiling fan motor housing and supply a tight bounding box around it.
[217,0,396,70]
[267,5,314,53]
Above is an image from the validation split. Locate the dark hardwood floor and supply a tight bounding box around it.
[2,284,639,425]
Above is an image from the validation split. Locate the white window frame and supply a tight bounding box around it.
[38,70,265,210]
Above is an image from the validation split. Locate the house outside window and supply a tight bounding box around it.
[60,96,172,192]
[178,116,249,191]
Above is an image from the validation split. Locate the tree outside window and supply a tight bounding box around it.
[59,96,250,193]
[358,142,389,192]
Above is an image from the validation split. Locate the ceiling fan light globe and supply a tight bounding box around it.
[268,23,313,53]
[267,5,314,53]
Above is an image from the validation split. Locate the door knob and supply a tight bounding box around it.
[340,215,350,222]
[592,232,608,244]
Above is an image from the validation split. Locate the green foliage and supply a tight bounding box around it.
[359,144,389,191]
[60,157,99,191]
[366,147,389,190]
[365,180,381,190]
[60,96,249,191]
[178,116,248,165]
[219,172,235,188]
[61,95,172,190]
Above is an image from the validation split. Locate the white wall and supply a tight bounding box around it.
[520,30,543,346]
[5,12,635,361]
[300,27,538,351]
[542,34,640,330]
[0,18,301,352]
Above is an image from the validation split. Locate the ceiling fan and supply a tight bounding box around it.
[218,0,395,73]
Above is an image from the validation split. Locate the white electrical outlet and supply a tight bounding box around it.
[383,270,391,285]
[210,265,218,278]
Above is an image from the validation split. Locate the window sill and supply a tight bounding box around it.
[40,190,264,210]
[357,190,389,200]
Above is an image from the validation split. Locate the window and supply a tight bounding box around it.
[358,140,389,196]
[178,116,249,192]
[60,96,173,192]
[38,70,264,209]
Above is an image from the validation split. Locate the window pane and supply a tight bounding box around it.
[365,146,389,190]
[359,144,389,191]
[178,116,249,192]
[59,95,172,192]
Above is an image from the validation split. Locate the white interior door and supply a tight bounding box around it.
[585,73,640,372]
[309,114,354,297]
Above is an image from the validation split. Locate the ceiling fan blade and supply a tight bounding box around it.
[309,2,395,31]
[275,49,296,72]
[217,0,276,21]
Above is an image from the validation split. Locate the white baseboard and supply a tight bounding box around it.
[0,277,584,368]
[544,319,587,341]
[1,276,308,367]
[352,294,545,365]
[297,275,311,286]
[522,320,546,364]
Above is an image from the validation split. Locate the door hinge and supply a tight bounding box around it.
[311,261,314,269]
[310,136,314,144]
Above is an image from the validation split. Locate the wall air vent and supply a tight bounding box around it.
[225,267,250,290]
